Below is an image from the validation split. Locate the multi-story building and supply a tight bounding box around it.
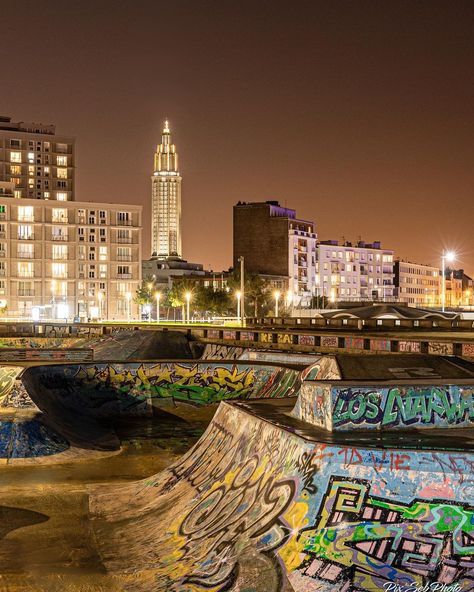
[233,201,317,303]
[316,240,395,302]
[0,116,75,201]
[0,185,141,320]
[444,268,474,308]
[151,120,182,258]
[394,260,440,307]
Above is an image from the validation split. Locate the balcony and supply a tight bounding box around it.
[117,255,132,262]
[51,235,69,241]
[52,217,68,224]
[117,273,132,279]
[17,234,35,240]
[117,219,132,226]
[117,237,132,244]
[18,252,34,259]
[18,217,35,223]
[18,273,34,278]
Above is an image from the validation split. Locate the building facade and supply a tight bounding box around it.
[233,201,317,303]
[444,269,474,308]
[151,120,182,258]
[394,260,440,307]
[0,185,141,320]
[316,240,395,302]
[0,116,75,201]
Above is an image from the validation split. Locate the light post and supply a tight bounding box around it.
[51,280,56,320]
[274,290,280,317]
[237,255,245,325]
[185,291,191,324]
[441,250,456,312]
[126,291,132,322]
[155,292,161,323]
[236,291,241,323]
[98,291,103,321]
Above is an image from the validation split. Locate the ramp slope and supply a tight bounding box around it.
[89,400,474,592]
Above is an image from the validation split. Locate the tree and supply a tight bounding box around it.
[226,270,272,316]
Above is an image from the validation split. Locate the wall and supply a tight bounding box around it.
[89,401,474,592]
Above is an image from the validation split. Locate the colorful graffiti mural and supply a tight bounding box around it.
[399,340,422,353]
[89,401,474,592]
[429,342,454,355]
[23,362,302,417]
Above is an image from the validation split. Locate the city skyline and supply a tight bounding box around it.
[2,2,473,275]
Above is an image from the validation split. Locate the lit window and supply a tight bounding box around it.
[56,155,67,166]
[56,192,67,201]
[52,208,68,223]
[10,165,21,175]
[18,224,33,239]
[14,190,21,199]
[18,261,34,277]
[99,246,107,261]
[44,191,50,199]
[18,207,34,222]
[57,168,68,179]
[10,152,22,163]
[28,152,35,162]
[52,262,67,278]
[52,245,68,260]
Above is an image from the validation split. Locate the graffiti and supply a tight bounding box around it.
[0,366,22,403]
[370,338,391,351]
[429,342,454,355]
[223,330,237,340]
[462,343,474,358]
[332,386,474,430]
[0,337,90,349]
[398,340,421,353]
[293,384,333,429]
[277,333,292,345]
[298,334,315,346]
[298,477,474,590]
[321,335,338,348]
[259,332,273,344]
[207,329,221,339]
[345,336,364,349]
[301,357,340,381]
[0,349,92,362]
[295,451,319,494]
[239,331,255,342]
[202,344,244,360]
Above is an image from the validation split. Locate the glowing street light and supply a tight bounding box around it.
[185,291,192,323]
[441,250,456,312]
[274,290,281,317]
[236,291,241,323]
[126,291,132,322]
[155,292,161,323]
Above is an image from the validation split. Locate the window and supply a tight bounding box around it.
[99,246,107,261]
[52,208,68,223]
[10,139,21,148]
[10,165,21,175]
[118,211,131,225]
[52,245,68,260]
[18,225,33,240]
[28,152,35,163]
[52,226,68,241]
[14,190,21,199]
[57,168,68,179]
[99,264,107,278]
[56,192,67,201]
[18,261,34,278]
[118,265,130,276]
[18,244,34,259]
[52,263,67,278]
[44,191,50,199]
[99,228,106,241]
[56,155,67,166]
[10,151,22,163]
[117,247,131,261]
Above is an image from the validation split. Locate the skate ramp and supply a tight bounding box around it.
[92,330,203,361]
[89,399,474,592]
[0,366,23,406]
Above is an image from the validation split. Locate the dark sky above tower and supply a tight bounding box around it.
[3,1,473,273]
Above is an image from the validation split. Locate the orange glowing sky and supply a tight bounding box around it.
[3,1,473,274]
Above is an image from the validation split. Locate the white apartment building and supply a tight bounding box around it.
[0,184,141,320]
[394,260,440,307]
[288,222,318,305]
[316,240,395,302]
[0,116,75,201]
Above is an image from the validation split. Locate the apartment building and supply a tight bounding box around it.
[0,116,75,201]
[316,240,395,302]
[233,201,317,303]
[0,185,141,320]
[394,260,440,307]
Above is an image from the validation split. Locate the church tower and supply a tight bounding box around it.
[151,119,182,258]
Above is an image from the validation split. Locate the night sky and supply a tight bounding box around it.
[3,1,473,274]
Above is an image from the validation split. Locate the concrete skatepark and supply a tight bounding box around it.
[0,330,473,590]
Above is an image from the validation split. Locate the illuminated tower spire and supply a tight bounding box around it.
[151,119,182,258]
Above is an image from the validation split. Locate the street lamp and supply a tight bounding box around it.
[237,255,245,325]
[441,250,456,312]
[274,290,281,317]
[236,291,241,323]
[155,292,161,323]
[185,291,191,323]
[286,290,293,317]
[98,291,103,321]
[51,280,56,319]
[126,291,132,322]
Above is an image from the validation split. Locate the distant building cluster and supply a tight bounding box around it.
[232,200,473,308]
[0,114,471,320]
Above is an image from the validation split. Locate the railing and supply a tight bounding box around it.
[18,290,35,296]
[117,255,132,261]
[17,252,34,259]
[117,219,132,226]
[51,235,69,241]
[17,234,35,240]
